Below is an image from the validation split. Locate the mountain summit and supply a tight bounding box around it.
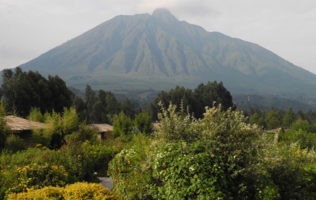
[20,9,316,101]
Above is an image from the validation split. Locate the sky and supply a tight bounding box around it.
[1,0,316,73]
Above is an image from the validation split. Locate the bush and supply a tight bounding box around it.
[149,141,224,199]
[4,134,27,152]
[7,186,63,200]
[63,182,117,200]
[7,182,118,200]
[8,163,69,193]
[112,112,133,137]
[108,134,152,199]
[134,111,153,134]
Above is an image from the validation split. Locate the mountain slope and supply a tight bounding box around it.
[20,9,316,100]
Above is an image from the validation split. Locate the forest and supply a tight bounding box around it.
[0,68,315,199]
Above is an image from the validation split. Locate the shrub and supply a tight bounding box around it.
[7,186,63,200]
[4,134,27,152]
[8,163,69,193]
[108,134,152,199]
[28,107,44,122]
[7,182,118,200]
[63,182,117,200]
[112,112,133,137]
[149,141,224,199]
[134,111,153,134]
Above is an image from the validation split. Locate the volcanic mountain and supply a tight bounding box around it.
[20,9,316,104]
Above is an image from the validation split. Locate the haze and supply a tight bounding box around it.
[1,0,316,73]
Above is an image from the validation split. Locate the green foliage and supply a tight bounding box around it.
[64,123,96,144]
[156,102,196,142]
[8,163,68,194]
[75,85,122,123]
[262,142,316,199]
[0,140,116,198]
[265,110,282,129]
[152,81,233,119]
[149,141,224,200]
[43,107,79,149]
[4,134,27,152]
[0,102,8,150]
[81,141,116,176]
[28,107,44,122]
[134,111,153,134]
[7,182,118,200]
[108,134,152,200]
[279,129,316,149]
[109,104,316,199]
[1,68,73,116]
[282,108,295,128]
[7,186,63,200]
[249,111,266,128]
[113,112,133,137]
[290,117,311,132]
[60,107,79,133]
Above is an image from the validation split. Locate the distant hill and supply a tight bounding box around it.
[19,9,316,109]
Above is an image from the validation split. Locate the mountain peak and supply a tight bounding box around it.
[20,9,316,103]
[152,8,177,22]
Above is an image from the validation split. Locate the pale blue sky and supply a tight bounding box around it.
[1,0,316,73]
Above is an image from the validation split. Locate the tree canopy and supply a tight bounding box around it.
[152,81,234,119]
[1,68,73,116]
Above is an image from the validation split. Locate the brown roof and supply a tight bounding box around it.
[4,115,47,131]
[88,124,113,133]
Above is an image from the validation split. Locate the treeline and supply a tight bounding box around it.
[0,68,72,116]
[152,81,233,119]
[0,68,139,123]
[0,68,316,199]
[248,108,316,131]
[0,68,235,123]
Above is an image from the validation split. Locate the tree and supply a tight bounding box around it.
[0,102,8,150]
[1,68,73,116]
[152,81,233,119]
[112,112,133,137]
[134,111,153,134]
[194,81,233,118]
[265,110,282,129]
[282,108,296,128]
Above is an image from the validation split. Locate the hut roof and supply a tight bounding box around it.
[4,115,47,131]
[88,124,113,133]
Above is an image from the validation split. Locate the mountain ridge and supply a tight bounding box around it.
[19,9,316,104]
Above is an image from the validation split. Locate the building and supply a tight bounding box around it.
[87,123,113,141]
[4,115,47,136]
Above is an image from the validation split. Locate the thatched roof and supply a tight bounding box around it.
[4,115,47,132]
[88,124,113,133]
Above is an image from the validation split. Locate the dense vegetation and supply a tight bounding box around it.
[1,68,73,117]
[152,81,234,119]
[0,69,316,199]
[108,104,316,199]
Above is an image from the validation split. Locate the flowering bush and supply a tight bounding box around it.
[8,163,68,193]
[7,182,118,200]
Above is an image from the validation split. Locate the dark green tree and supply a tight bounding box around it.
[194,81,233,118]
[282,108,296,128]
[152,81,233,119]
[265,110,282,129]
[112,112,133,137]
[134,111,153,134]
[1,68,73,116]
[0,102,8,150]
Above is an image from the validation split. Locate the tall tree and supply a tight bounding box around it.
[1,68,73,116]
[152,81,233,119]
